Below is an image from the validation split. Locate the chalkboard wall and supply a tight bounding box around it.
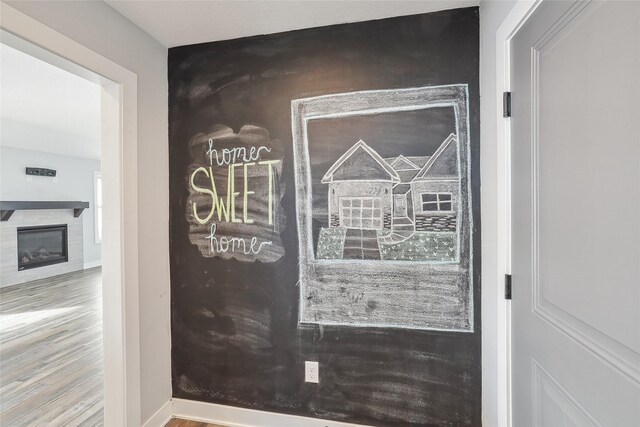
[169,7,481,426]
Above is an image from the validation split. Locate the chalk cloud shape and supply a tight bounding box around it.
[186,124,286,263]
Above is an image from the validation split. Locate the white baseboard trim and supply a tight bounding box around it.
[172,398,370,427]
[83,260,102,269]
[142,400,172,427]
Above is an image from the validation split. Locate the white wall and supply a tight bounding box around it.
[0,146,102,267]
[5,1,171,423]
[479,1,517,426]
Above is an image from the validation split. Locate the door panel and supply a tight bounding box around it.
[536,0,640,356]
[511,1,640,426]
[534,360,600,427]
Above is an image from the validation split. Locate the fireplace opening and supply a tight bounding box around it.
[17,224,68,271]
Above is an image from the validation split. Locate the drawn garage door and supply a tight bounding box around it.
[339,197,382,230]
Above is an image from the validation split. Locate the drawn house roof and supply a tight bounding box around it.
[396,169,420,183]
[393,183,412,194]
[414,133,459,179]
[385,155,430,184]
[321,139,400,183]
[389,155,420,170]
[404,156,431,169]
[322,134,458,185]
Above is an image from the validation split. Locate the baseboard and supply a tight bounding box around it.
[83,260,102,269]
[172,398,369,427]
[142,400,172,427]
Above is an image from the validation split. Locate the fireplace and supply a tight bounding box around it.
[17,224,68,270]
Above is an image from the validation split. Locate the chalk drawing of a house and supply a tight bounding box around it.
[317,133,459,261]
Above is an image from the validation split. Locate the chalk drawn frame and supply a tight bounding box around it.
[292,84,473,332]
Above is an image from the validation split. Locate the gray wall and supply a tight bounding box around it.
[0,146,101,267]
[5,1,171,422]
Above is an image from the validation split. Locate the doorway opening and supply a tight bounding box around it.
[0,38,105,424]
[0,8,140,422]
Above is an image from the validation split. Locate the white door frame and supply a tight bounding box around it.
[0,4,141,426]
[485,1,541,426]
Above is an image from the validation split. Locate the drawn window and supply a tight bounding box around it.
[421,193,452,212]
[340,197,382,229]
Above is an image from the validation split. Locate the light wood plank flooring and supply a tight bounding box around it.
[165,418,228,427]
[0,267,103,426]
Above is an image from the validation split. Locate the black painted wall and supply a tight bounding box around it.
[169,8,481,426]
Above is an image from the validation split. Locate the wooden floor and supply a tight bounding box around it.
[165,418,228,427]
[0,267,103,426]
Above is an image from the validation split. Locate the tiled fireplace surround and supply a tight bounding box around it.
[0,209,83,287]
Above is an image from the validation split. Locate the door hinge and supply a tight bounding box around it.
[503,92,511,118]
[505,274,512,300]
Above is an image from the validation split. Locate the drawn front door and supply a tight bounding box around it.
[393,194,407,217]
[511,1,640,425]
[339,197,382,230]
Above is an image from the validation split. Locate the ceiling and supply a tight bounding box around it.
[0,43,101,160]
[105,0,479,48]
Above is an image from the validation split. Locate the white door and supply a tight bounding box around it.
[511,1,640,426]
[339,197,382,230]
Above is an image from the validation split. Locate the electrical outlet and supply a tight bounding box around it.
[305,361,319,383]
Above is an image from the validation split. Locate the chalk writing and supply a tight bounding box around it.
[187,124,285,263]
[190,160,280,225]
[207,138,272,166]
[206,224,272,255]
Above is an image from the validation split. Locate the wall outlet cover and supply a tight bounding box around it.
[305,361,319,383]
